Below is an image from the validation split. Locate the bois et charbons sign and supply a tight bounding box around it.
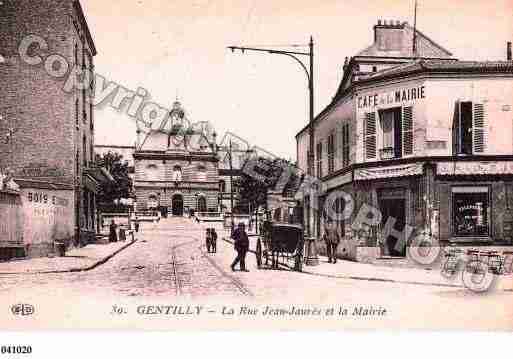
[357,85,426,109]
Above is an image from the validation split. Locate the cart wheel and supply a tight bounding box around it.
[256,237,262,269]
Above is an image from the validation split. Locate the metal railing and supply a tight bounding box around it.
[379,147,395,160]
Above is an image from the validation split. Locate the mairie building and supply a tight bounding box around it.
[295,20,513,261]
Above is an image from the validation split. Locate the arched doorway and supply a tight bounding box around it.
[197,196,207,213]
[172,194,184,216]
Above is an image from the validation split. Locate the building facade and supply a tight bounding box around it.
[296,20,513,261]
[0,0,106,258]
[133,101,221,216]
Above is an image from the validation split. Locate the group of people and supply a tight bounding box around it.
[108,218,140,243]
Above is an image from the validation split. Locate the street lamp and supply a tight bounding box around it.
[227,37,319,265]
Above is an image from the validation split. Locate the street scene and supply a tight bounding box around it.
[1,0,513,331]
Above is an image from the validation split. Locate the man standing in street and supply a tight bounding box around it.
[231,223,249,272]
[323,220,340,264]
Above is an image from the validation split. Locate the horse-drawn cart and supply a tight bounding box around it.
[256,221,304,272]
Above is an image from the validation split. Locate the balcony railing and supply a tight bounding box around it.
[379,147,395,160]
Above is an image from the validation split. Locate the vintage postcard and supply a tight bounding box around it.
[0,0,512,333]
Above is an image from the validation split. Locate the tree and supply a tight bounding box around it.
[94,151,132,206]
[235,157,297,213]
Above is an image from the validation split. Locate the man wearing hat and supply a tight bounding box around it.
[231,222,249,272]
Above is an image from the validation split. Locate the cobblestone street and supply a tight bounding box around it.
[1,218,512,330]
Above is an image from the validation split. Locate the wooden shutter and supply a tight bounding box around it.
[364,112,376,159]
[402,106,414,156]
[452,100,460,155]
[473,103,485,153]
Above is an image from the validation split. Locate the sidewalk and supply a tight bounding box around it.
[221,231,513,291]
[0,239,137,275]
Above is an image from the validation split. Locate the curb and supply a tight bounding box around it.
[0,239,138,276]
[221,236,502,290]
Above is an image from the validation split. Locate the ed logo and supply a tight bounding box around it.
[11,303,35,316]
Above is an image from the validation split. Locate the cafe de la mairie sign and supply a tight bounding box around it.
[357,85,426,109]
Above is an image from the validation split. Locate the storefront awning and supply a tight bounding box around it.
[354,162,424,181]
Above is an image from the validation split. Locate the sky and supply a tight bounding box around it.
[83,0,513,160]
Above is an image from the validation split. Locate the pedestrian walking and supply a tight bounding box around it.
[109,220,118,243]
[231,223,249,272]
[134,217,140,233]
[323,220,340,263]
[211,228,217,253]
[206,228,212,253]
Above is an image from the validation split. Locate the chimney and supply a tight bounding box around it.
[508,41,512,61]
[374,19,406,51]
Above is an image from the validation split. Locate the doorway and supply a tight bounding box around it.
[197,196,207,213]
[172,194,184,216]
[379,194,406,257]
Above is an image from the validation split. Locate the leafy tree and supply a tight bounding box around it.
[235,157,298,213]
[94,151,133,206]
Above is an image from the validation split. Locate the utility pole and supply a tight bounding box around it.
[228,139,235,232]
[228,37,320,266]
[413,0,418,58]
[228,36,315,230]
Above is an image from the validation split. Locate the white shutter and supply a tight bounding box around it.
[403,106,414,156]
[364,112,377,159]
[473,103,485,153]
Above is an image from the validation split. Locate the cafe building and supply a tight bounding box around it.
[295,20,513,261]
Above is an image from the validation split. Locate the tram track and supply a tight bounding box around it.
[169,235,253,297]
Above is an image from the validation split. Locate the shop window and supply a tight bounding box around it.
[452,186,489,237]
[453,101,486,155]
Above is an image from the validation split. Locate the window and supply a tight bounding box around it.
[377,107,405,159]
[342,123,350,167]
[453,101,485,155]
[316,142,323,178]
[172,165,182,182]
[306,150,313,175]
[452,186,489,237]
[148,194,159,209]
[219,179,226,193]
[75,98,79,126]
[379,110,395,159]
[364,112,377,159]
[327,133,335,174]
[82,135,87,166]
[197,196,207,212]
[146,164,159,181]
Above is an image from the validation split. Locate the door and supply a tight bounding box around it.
[379,198,406,257]
[197,196,207,213]
[172,194,184,216]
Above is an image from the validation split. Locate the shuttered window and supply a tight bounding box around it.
[342,123,350,167]
[327,133,335,174]
[364,112,377,160]
[453,101,486,155]
[402,106,414,156]
[473,103,485,153]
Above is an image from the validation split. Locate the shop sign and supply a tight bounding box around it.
[355,163,424,180]
[437,161,513,176]
[19,163,65,177]
[357,85,426,109]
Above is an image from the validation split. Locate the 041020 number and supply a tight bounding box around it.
[1,346,32,354]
